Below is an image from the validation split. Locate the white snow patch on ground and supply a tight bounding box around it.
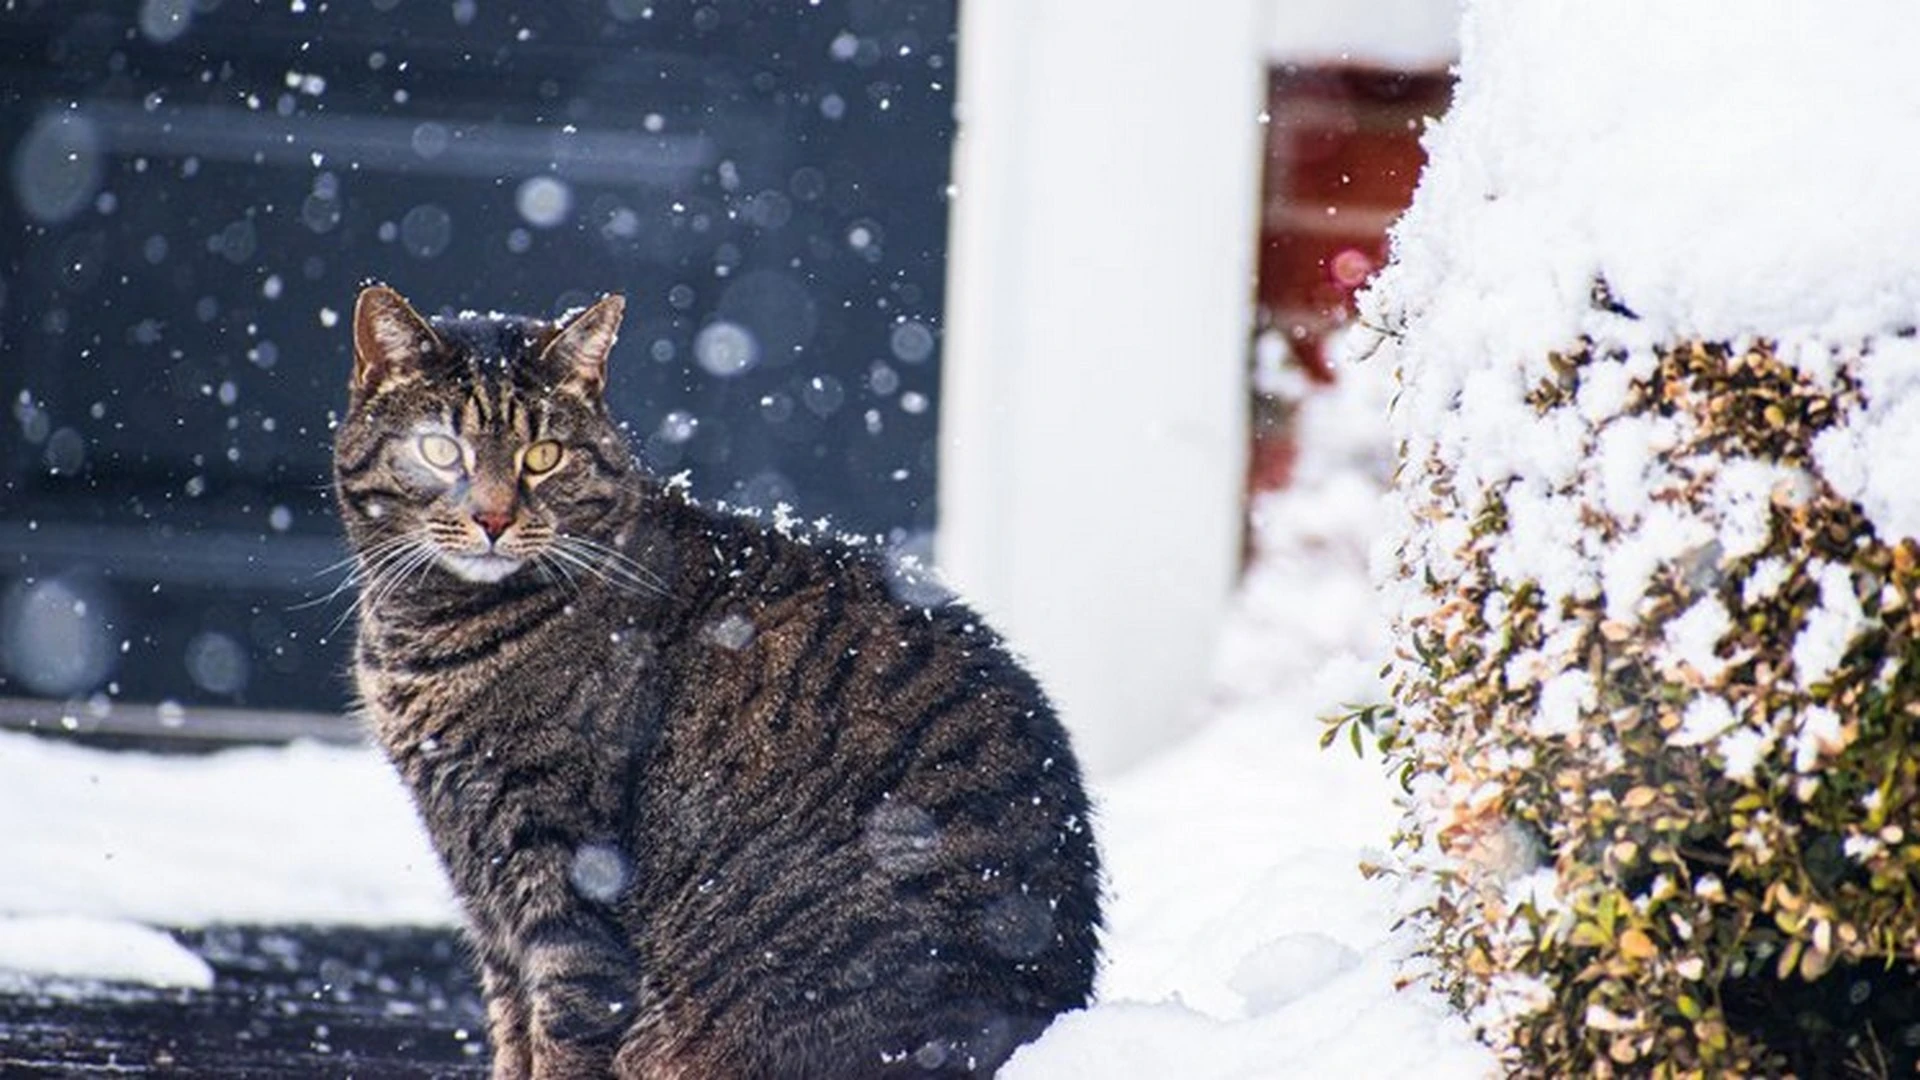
[0,914,213,990]
[1229,932,1360,1016]
[1008,346,1491,1077]
[0,732,453,932]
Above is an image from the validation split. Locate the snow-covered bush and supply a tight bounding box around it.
[1364,1,1920,1073]
[1378,330,1920,1073]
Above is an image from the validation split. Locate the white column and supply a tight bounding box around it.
[940,0,1263,775]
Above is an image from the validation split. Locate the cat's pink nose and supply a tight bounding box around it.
[473,509,513,541]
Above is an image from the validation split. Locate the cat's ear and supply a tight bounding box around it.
[352,285,440,395]
[540,294,625,398]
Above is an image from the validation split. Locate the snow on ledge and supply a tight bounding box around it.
[0,731,454,928]
[0,914,212,990]
[1263,0,1458,70]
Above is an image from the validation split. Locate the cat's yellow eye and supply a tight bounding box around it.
[417,433,464,470]
[522,440,564,474]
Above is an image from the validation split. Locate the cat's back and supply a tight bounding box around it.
[626,501,1102,1075]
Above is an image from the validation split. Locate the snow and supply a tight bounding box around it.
[1712,459,1810,561]
[1378,3,1920,364]
[1742,556,1790,607]
[1661,596,1732,684]
[1716,725,1772,785]
[1814,337,1920,542]
[1669,694,1735,750]
[0,732,452,933]
[1791,561,1871,688]
[0,915,212,991]
[1228,932,1360,1016]
[1531,671,1593,738]
[1262,0,1458,69]
[1789,705,1845,773]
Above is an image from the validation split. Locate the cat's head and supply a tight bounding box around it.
[333,284,637,586]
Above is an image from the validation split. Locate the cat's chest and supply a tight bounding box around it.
[372,641,660,853]
[357,612,656,755]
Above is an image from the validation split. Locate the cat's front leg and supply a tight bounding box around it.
[521,914,639,1080]
[481,956,534,1080]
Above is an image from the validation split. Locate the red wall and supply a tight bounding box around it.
[1250,64,1451,494]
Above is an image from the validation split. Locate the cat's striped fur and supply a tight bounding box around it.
[333,286,1101,1079]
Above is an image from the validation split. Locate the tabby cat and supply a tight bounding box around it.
[332,285,1101,1079]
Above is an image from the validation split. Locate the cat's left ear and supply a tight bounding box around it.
[353,284,441,396]
[541,294,625,399]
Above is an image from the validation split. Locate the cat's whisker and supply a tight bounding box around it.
[565,535,664,585]
[297,534,412,590]
[357,536,436,588]
[352,553,429,631]
[299,534,424,616]
[315,545,380,580]
[324,594,366,642]
[540,543,627,596]
[545,545,625,593]
[330,537,438,635]
[370,544,441,613]
[324,587,369,642]
[546,542,665,599]
[293,577,357,614]
[548,534,671,598]
[533,550,584,597]
[325,552,402,639]
[537,539,606,584]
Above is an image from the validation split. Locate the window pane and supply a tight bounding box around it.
[0,0,957,718]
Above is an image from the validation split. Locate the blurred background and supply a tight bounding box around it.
[1,0,1452,771]
[3,0,954,724]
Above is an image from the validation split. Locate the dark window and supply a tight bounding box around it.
[0,0,956,719]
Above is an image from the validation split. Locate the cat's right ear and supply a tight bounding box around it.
[539,293,625,400]
[352,285,440,396]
